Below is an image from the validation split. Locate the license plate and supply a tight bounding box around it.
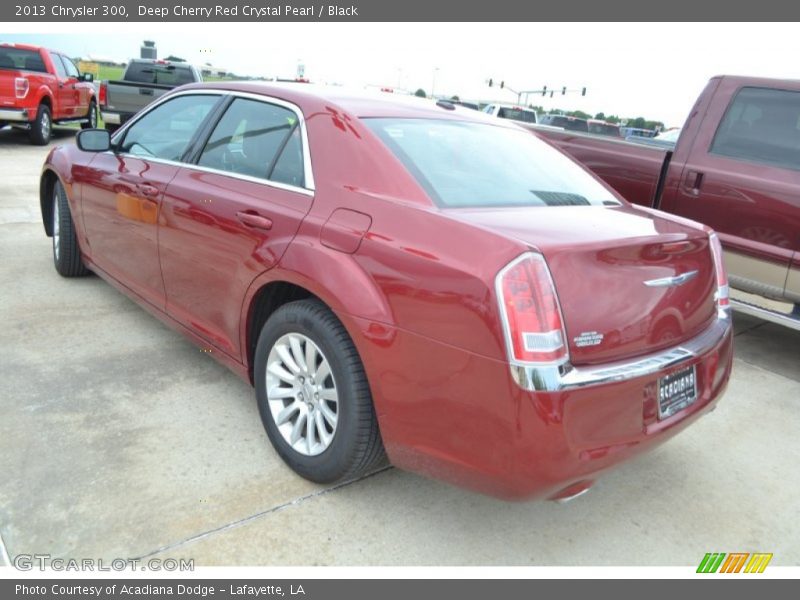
[657,365,697,420]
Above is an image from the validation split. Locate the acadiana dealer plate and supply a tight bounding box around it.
[657,364,697,420]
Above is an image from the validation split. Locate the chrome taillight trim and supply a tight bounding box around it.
[510,316,732,392]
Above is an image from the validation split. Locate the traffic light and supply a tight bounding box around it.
[488,78,493,87]
[561,86,566,95]
[500,81,504,89]
[550,91,554,98]
[582,87,587,96]
[542,85,547,97]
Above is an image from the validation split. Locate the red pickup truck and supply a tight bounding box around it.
[0,43,97,145]
[533,75,800,330]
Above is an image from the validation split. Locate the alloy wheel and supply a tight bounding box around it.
[266,332,339,456]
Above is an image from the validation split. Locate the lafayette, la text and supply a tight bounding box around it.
[140,4,358,18]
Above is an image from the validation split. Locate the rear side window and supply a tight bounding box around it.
[198,98,304,186]
[710,86,800,171]
[365,118,620,208]
[119,94,219,161]
[124,62,197,85]
[0,47,47,72]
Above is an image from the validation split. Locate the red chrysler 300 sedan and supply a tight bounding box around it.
[39,83,733,500]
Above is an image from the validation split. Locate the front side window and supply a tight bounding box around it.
[119,94,219,161]
[710,86,800,171]
[365,118,620,208]
[198,98,304,185]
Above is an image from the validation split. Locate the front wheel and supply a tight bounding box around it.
[254,299,385,483]
[52,180,89,277]
[80,100,98,130]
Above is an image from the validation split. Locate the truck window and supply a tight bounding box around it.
[497,107,537,124]
[0,47,47,72]
[52,55,68,78]
[60,55,80,79]
[710,86,800,171]
[125,61,197,86]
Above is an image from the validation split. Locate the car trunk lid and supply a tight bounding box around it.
[449,205,718,365]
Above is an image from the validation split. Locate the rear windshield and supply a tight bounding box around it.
[497,107,537,123]
[0,47,47,72]
[124,62,196,85]
[588,122,621,137]
[365,118,621,208]
[545,116,589,132]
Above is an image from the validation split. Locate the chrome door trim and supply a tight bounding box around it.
[107,87,316,195]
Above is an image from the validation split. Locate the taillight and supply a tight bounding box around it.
[496,252,568,365]
[99,82,107,106]
[14,77,29,99]
[709,233,730,313]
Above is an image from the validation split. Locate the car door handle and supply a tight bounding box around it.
[236,210,273,230]
[139,184,159,198]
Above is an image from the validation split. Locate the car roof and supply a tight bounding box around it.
[177,81,519,125]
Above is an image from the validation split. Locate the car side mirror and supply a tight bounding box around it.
[76,129,110,152]
[80,73,94,82]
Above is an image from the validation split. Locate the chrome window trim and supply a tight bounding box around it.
[510,313,732,392]
[107,88,315,195]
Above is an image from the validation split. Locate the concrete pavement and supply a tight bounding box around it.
[1,126,798,567]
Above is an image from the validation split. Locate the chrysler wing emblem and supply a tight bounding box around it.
[644,270,699,287]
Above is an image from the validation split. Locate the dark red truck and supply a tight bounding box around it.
[532,75,800,330]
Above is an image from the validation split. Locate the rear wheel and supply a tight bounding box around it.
[52,181,89,277]
[29,104,52,145]
[80,100,98,130]
[254,299,385,483]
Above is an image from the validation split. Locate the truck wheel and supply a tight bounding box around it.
[52,180,89,277]
[254,299,386,483]
[29,104,52,145]
[80,100,98,130]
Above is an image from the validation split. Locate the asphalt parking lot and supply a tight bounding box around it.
[0,126,798,567]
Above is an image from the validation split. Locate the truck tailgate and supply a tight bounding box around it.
[104,81,171,114]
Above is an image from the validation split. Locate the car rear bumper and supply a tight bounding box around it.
[0,108,30,122]
[347,312,733,500]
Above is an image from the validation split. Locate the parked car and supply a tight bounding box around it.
[533,76,800,330]
[40,83,732,500]
[482,103,539,124]
[0,42,97,144]
[539,114,589,133]
[587,119,621,137]
[620,126,656,138]
[99,58,203,130]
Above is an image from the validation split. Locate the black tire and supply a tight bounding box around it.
[52,180,89,277]
[80,100,98,130]
[29,104,52,145]
[254,299,385,483]
[104,123,119,134]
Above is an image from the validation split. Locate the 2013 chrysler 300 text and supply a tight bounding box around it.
[40,83,733,500]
